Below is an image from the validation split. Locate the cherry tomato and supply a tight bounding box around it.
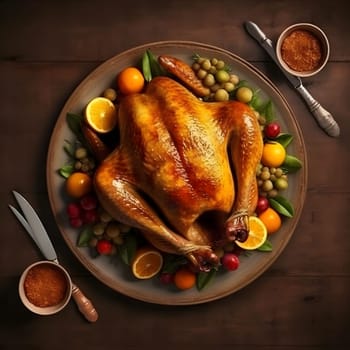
[256,196,270,215]
[96,239,113,255]
[264,122,281,139]
[221,253,240,271]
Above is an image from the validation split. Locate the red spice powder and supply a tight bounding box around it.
[281,29,323,72]
[24,264,68,307]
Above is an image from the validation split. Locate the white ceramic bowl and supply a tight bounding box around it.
[19,261,72,316]
[276,23,330,77]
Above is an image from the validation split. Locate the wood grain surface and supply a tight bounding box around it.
[1,0,349,349]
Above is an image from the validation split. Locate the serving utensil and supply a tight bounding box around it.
[9,191,98,322]
[244,21,340,137]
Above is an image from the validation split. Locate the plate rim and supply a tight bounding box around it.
[46,40,308,305]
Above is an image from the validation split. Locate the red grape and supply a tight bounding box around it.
[256,196,269,215]
[264,122,281,138]
[221,253,240,271]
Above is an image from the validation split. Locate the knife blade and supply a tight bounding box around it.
[12,190,57,261]
[244,21,340,137]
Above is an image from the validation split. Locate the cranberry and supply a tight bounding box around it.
[69,216,83,228]
[256,196,270,215]
[82,209,98,224]
[221,253,240,271]
[96,239,113,255]
[159,273,174,285]
[264,122,281,139]
[80,194,98,211]
[66,202,81,218]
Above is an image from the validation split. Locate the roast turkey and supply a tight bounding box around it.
[94,75,263,271]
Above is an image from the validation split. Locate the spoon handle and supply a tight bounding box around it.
[296,84,340,137]
[71,284,98,322]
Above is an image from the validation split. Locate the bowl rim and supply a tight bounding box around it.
[275,22,330,78]
[18,260,72,315]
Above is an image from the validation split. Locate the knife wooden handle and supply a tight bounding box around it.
[71,284,98,322]
[297,85,340,137]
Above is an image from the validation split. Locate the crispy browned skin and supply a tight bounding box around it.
[94,76,263,271]
[158,55,211,97]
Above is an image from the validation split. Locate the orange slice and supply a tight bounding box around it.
[131,247,163,279]
[235,216,267,250]
[84,97,117,133]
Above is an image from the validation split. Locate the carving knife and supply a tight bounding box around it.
[9,190,98,322]
[244,21,340,137]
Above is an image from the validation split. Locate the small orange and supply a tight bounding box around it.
[261,141,286,168]
[65,172,92,198]
[174,267,196,290]
[117,67,145,95]
[84,97,117,133]
[235,216,267,250]
[258,207,282,234]
[131,246,163,279]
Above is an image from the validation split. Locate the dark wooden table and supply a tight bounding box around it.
[1,1,349,349]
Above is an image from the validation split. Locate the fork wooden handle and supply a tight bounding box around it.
[71,284,98,322]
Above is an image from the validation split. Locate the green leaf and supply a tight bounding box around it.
[66,113,84,142]
[249,92,267,113]
[77,227,94,247]
[63,139,75,157]
[196,269,217,291]
[257,239,273,252]
[269,195,294,217]
[161,254,187,274]
[262,100,275,123]
[58,163,74,178]
[147,50,165,77]
[281,154,303,173]
[142,51,152,82]
[275,133,293,148]
[118,233,138,265]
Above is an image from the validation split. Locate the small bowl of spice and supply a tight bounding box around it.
[276,23,330,77]
[19,261,72,316]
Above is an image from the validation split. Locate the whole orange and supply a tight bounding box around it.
[65,172,92,198]
[258,207,282,234]
[117,67,145,95]
[174,267,196,290]
[261,142,286,168]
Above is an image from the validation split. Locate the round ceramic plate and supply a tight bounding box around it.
[46,41,307,305]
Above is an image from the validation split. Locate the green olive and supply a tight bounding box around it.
[75,147,88,160]
[103,88,117,102]
[230,74,240,85]
[262,179,274,192]
[106,222,121,238]
[211,58,218,66]
[223,82,235,92]
[214,88,229,101]
[275,178,288,190]
[196,69,207,80]
[275,168,283,177]
[215,70,230,83]
[192,62,200,71]
[201,59,211,71]
[215,60,225,70]
[236,86,253,103]
[203,74,215,87]
[267,189,278,198]
[260,170,270,181]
